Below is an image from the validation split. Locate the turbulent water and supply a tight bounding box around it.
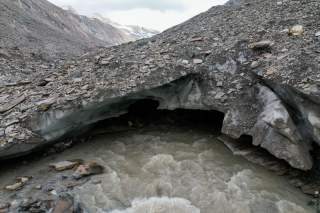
[0,126,313,213]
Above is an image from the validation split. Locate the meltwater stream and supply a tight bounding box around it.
[0,125,313,213]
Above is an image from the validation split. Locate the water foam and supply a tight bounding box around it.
[109,197,200,213]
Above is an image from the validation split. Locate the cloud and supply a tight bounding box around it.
[48,0,228,31]
[49,0,187,12]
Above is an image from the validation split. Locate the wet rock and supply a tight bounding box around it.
[52,195,75,213]
[5,177,30,191]
[72,162,104,180]
[50,160,80,171]
[52,194,85,213]
[18,198,53,213]
[301,183,320,195]
[0,203,10,213]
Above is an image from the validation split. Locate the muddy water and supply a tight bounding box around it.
[0,126,313,213]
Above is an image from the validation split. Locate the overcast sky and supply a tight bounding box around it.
[47,0,227,31]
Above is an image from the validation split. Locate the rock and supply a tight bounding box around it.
[15,195,84,213]
[52,195,73,213]
[288,25,304,36]
[36,98,57,111]
[72,161,104,180]
[181,60,189,64]
[0,203,10,213]
[0,95,26,113]
[301,183,320,195]
[190,37,204,42]
[99,59,110,65]
[250,61,260,69]
[50,160,80,171]
[0,49,11,59]
[18,198,55,213]
[266,67,276,75]
[35,185,42,190]
[37,79,50,86]
[216,81,223,87]
[276,1,283,6]
[214,92,225,99]
[315,31,320,37]
[249,40,274,50]
[51,194,85,213]
[5,177,30,191]
[193,59,203,64]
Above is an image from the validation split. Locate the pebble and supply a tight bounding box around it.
[214,92,225,99]
[288,25,304,36]
[5,177,30,191]
[266,67,276,75]
[193,59,203,64]
[249,40,274,50]
[190,37,203,42]
[36,98,56,111]
[181,60,189,64]
[250,61,260,69]
[315,31,320,37]
[50,160,80,171]
[216,81,223,87]
[35,185,42,190]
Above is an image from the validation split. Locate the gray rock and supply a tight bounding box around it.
[249,40,274,50]
[50,160,80,171]
[193,59,203,64]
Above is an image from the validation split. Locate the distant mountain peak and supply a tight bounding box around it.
[92,13,159,40]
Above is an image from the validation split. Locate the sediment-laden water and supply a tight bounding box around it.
[0,126,313,212]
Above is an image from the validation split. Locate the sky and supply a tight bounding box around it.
[47,0,228,31]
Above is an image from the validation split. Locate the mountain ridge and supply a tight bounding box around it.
[0,0,158,59]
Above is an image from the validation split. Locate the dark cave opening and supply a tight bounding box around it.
[92,98,226,136]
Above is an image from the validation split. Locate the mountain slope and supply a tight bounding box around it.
[0,0,132,58]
